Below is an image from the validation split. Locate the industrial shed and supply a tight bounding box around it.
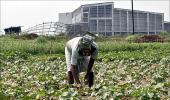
[4,26,21,35]
[59,2,164,36]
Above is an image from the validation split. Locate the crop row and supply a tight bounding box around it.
[0,52,169,99]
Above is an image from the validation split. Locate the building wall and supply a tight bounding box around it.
[72,7,82,24]
[72,13,82,24]
[59,13,72,24]
[113,8,164,35]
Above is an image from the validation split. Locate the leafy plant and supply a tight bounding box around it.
[0,35,170,99]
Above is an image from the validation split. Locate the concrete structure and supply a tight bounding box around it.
[59,2,164,36]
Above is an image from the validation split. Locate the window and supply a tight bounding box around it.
[106,19,112,31]
[89,20,97,31]
[156,15,162,30]
[90,6,97,17]
[138,13,147,31]
[83,7,89,12]
[99,32,105,36]
[83,18,88,22]
[114,10,120,31]
[83,13,88,18]
[105,5,112,17]
[121,11,127,31]
[106,32,112,36]
[98,20,105,31]
[82,23,88,32]
[98,6,105,17]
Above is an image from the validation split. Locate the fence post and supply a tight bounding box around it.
[42,22,44,35]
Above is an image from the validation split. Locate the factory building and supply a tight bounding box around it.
[59,2,164,36]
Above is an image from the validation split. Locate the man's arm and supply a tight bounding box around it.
[84,58,95,85]
[87,44,98,74]
[85,44,97,80]
[71,64,81,84]
[86,58,95,75]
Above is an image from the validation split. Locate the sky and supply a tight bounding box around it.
[0,0,170,34]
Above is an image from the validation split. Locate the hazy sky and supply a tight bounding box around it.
[1,0,170,33]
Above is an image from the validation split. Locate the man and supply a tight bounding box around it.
[65,33,98,87]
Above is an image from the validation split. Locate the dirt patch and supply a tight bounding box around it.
[135,35,164,43]
[15,33,39,40]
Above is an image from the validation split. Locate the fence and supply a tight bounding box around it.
[24,22,66,35]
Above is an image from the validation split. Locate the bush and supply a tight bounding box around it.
[36,36,48,43]
[15,33,39,40]
[125,34,142,42]
[159,31,169,37]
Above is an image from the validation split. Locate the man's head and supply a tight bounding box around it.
[78,34,94,56]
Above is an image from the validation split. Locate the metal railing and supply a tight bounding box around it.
[24,22,66,35]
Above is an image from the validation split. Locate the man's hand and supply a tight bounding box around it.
[71,64,81,84]
[84,73,89,85]
[84,58,94,85]
[84,72,94,87]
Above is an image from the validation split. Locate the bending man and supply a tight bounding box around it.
[65,33,98,87]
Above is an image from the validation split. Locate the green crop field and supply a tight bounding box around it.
[0,35,170,99]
